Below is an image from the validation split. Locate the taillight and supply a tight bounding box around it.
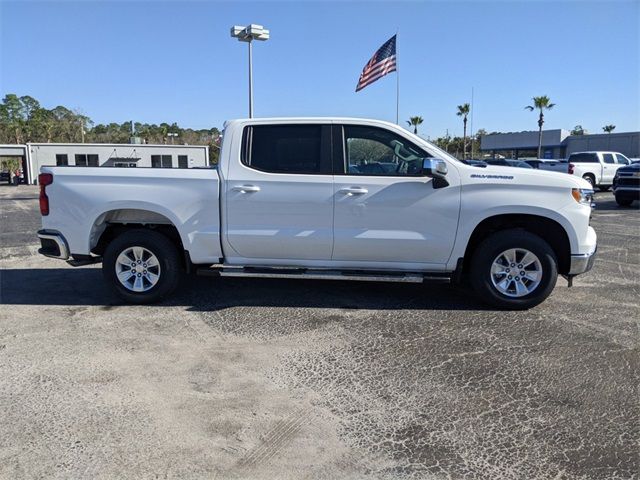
[39,173,53,216]
[568,163,574,175]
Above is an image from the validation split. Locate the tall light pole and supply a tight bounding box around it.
[230,24,270,118]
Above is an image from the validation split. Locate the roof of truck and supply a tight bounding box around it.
[224,117,403,128]
[569,151,622,154]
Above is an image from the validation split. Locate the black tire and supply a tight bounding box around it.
[470,229,558,310]
[102,229,183,304]
[615,195,634,207]
[598,185,610,192]
[582,174,595,188]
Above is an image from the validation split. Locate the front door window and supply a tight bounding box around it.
[343,125,430,176]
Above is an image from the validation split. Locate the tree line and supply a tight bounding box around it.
[407,110,488,159]
[0,94,221,162]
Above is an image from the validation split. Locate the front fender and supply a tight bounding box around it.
[448,204,580,271]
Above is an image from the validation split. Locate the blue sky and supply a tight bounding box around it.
[1,0,639,138]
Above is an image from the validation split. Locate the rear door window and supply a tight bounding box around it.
[242,125,330,174]
[602,153,615,164]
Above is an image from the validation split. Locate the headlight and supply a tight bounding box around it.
[572,188,594,206]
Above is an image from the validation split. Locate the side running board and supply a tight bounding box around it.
[197,266,451,284]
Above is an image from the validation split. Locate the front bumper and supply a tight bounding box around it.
[37,229,70,260]
[613,187,640,200]
[568,246,597,275]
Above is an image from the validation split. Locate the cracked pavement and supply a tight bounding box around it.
[0,185,638,479]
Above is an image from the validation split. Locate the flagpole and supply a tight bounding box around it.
[470,86,474,157]
[396,30,399,125]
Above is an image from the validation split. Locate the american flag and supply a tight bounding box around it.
[355,35,397,92]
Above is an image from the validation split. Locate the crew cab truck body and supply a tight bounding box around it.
[568,151,632,190]
[38,117,597,309]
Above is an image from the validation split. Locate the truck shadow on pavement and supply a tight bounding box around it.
[0,267,487,311]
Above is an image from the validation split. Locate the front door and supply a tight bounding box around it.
[332,124,461,268]
[224,123,334,262]
[601,153,618,184]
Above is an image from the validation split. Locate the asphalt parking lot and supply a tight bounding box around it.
[0,184,638,479]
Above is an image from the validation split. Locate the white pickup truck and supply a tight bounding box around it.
[37,118,597,309]
[568,151,633,190]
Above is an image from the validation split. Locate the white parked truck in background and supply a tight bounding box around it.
[568,151,632,190]
[37,117,597,309]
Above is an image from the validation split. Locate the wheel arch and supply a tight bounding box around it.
[89,208,188,263]
[582,172,596,185]
[462,214,572,275]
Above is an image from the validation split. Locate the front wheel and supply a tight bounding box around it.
[615,195,634,207]
[470,230,558,310]
[102,229,183,304]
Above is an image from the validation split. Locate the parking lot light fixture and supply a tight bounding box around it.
[230,24,270,118]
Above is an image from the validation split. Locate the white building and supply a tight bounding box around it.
[0,143,210,184]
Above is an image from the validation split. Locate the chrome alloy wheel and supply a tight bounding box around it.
[115,246,161,293]
[490,248,542,298]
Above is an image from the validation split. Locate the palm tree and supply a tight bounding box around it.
[406,116,424,134]
[571,125,585,135]
[456,103,470,159]
[602,124,616,133]
[525,96,556,159]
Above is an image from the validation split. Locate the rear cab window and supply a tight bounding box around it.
[569,153,599,163]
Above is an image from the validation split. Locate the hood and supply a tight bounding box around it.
[464,163,592,189]
[616,162,640,174]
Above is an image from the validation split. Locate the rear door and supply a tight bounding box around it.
[331,124,461,267]
[224,123,334,261]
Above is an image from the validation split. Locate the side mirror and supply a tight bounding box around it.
[423,158,449,188]
[423,158,448,178]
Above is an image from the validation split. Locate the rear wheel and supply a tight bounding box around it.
[103,229,182,304]
[470,229,558,310]
[582,174,595,188]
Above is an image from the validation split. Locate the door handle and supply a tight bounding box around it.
[339,187,368,196]
[232,185,260,193]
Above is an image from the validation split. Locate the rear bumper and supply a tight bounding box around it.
[37,229,70,260]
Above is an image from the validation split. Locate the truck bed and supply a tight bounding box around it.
[40,166,223,264]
